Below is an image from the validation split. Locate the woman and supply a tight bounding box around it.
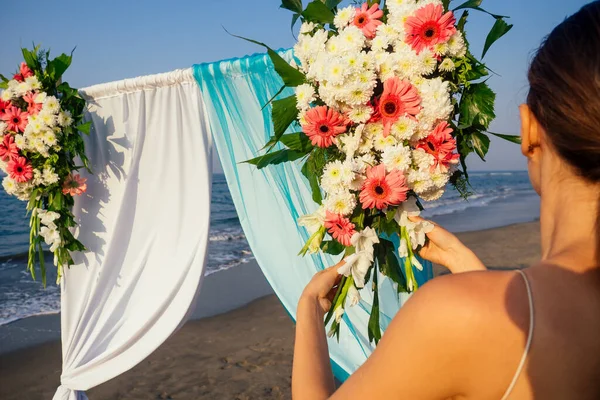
[292,2,600,399]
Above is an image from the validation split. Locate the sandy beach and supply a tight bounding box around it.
[0,221,541,400]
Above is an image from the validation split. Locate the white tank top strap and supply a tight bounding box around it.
[500,269,535,400]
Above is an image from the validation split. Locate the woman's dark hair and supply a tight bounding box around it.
[527,1,600,263]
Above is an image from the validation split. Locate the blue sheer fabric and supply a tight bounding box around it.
[193,50,433,380]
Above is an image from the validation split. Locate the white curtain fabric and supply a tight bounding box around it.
[53,69,213,400]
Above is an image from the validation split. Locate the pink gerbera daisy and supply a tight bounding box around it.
[360,164,409,210]
[23,92,42,115]
[62,174,88,196]
[378,77,422,137]
[353,3,384,39]
[1,106,29,133]
[0,99,11,119]
[324,211,356,247]
[13,62,34,82]
[7,156,33,183]
[416,122,460,170]
[0,135,19,161]
[302,106,348,148]
[405,4,457,54]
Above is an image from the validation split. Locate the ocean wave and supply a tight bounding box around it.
[209,232,246,242]
[205,256,255,276]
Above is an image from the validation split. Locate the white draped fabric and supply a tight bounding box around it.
[53,69,213,400]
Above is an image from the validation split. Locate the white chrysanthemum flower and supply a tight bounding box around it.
[299,21,317,35]
[32,137,50,157]
[358,136,374,155]
[43,96,60,114]
[43,131,58,146]
[345,84,373,106]
[371,34,390,51]
[420,187,445,201]
[418,50,438,76]
[2,176,17,194]
[39,110,57,128]
[13,134,26,150]
[32,169,44,186]
[1,89,14,101]
[0,121,7,134]
[322,160,354,194]
[324,190,357,216]
[348,105,373,124]
[298,206,327,235]
[325,59,347,84]
[337,130,362,159]
[432,42,450,57]
[346,158,368,190]
[390,117,418,141]
[28,118,44,133]
[334,6,356,30]
[417,77,453,127]
[57,110,73,127]
[439,58,456,72]
[448,31,467,58]
[338,26,366,52]
[412,148,436,171]
[15,183,34,201]
[407,169,435,194]
[295,84,316,111]
[25,76,41,90]
[364,122,384,139]
[15,81,32,96]
[42,167,60,186]
[373,131,398,151]
[393,44,420,79]
[382,144,412,172]
[0,159,8,173]
[431,166,451,187]
[34,91,47,104]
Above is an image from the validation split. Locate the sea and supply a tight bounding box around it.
[0,171,539,326]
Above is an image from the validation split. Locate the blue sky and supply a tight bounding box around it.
[0,0,590,172]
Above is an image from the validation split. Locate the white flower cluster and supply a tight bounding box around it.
[36,208,62,252]
[1,75,41,100]
[18,96,71,157]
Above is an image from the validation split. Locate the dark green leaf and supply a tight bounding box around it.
[457,10,469,32]
[0,82,7,89]
[272,95,300,143]
[459,82,496,129]
[291,13,301,32]
[465,54,489,81]
[21,47,37,70]
[280,0,303,14]
[302,0,335,24]
[488,131,521,144]
[52,192,64,209]
[453,0,508,18]
[245,148,306,169]
[321,240,346,255]
[471,132,490,160]
[302,149,325,204]
[66,240,86,252]
[225,30,306,87]
[325,0,343,9]
[442,0,451,11]
[368,272,381,344]
[450,170,473,199]
[385,207,396,223]
[482,18,513,58]
[351,210,365,231]
[280,132,313,152]
[0,73,9,83]
[77,121,92,135]
[324,276,348,326]
[376,240,407,293]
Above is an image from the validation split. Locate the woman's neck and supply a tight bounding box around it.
[540,175,599,271]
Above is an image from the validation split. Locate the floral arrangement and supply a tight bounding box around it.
[242,0,517,342]
[0,46,91,286]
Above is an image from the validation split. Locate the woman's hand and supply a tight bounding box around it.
[411,217,487,273]
[300,262,344,315]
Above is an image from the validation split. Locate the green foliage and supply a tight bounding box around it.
[272,95,300,145]
[482,18,513,58]
[301,148,326,204]
[471,131,490,160]
[321,240,346,255]
[459,82,496,130]
[488,131,522,144]
[375,239,408,293]
[245,148,308,169]
[367,271,381,344]
[280,0,303,14]
[302,0,336,24]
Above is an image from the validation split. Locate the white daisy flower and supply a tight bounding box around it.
[25,76,41,90]
[1,89,14,101]
[348,105,373,124]
[334,6,356,30]
[299,22,317,35]
[373,131,398,151]
[2,176,17,194]
[321,160,354,194]
[295,84,316,111]
[57,110,73,127]
[324,190,357,216]
[448,31,467,58]
[382,144,412,172]
[42,167,60,186]
[43,96,60,114]
[390,117,418,141]
[439,58,456,72]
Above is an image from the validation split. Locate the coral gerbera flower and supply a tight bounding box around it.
[62,174,88,196]
[302,106,348,148]
[13,62,34,82]
[378,77,421,137]
[353,3,384,39]
[1,106,29,133]
[324,211,356,247]
[417,121,460,170]
[23,92,42,115]
[405,4,457,54]
[7,156,33,183]
[0,99,11,119]
[360,164,409,210]
[0,134,19,161]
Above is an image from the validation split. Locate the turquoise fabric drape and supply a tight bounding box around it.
[193,50,433,381]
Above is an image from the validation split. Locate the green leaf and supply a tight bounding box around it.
[321,240,346,255]
[488,131,521,144]
[245,148,307,169]
[368,272,381,344]
[471,132,490,160]
[272,95,300,143]
[21,47,38,70]
[442,0,451,11]
[385,207,396,223]
[280,0,303,13]
[302,149,325,204]
[457,10,469,32]
[376,240,407,293]
[302,0,335,24]
[38,241,46,288]
[465,54,489,81]
[77,121,92,135]
[453,0,508,18]
[325,0,343,9]
[52,192,64,209]
[0,73,9,83]
[280,132,313,152]
[291,13,301,32]
[482,18,513,58]
[225,31,306,87]
[459,82,496,130]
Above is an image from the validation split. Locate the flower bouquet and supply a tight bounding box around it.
[243,0,518,342]
[0,46,91,285]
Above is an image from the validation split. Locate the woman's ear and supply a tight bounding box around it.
[519,104,540,157]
